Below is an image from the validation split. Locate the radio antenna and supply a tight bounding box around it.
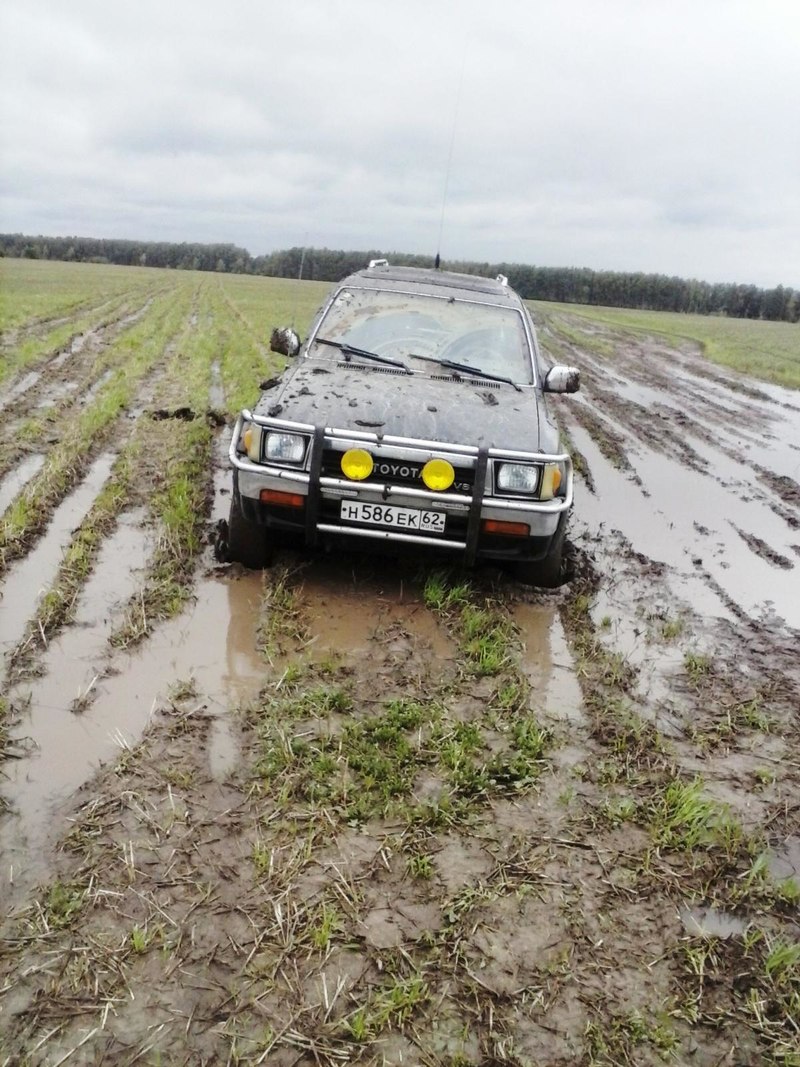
[290,234,309,329]
[436,34,468,268]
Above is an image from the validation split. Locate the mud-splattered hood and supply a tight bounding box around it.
[253,358,555,453]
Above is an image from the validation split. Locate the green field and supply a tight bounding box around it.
[532,299,800,390]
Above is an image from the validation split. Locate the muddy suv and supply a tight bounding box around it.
[225,261,579,585]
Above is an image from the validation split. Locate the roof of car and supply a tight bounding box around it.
[342,263,519,304]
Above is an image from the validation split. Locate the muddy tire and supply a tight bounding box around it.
[514,518,567,588]
[514,546,563,588]
[227,492,273,568]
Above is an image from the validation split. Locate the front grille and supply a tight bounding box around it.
[321,447,474,493]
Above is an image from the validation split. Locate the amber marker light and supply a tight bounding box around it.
[421,458,455,491]
[260,489,304,508]
[341,448,374,480]
[540,463,563,500]
[482,519,530,537]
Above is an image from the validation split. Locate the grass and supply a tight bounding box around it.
[647,777,742,855]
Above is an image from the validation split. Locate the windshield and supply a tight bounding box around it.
[311,287,534,384]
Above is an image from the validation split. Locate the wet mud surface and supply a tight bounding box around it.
[1,306,799,1065]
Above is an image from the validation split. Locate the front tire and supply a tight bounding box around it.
[227,491,273,569]
[514,516,567,588]
[515,545,563,588]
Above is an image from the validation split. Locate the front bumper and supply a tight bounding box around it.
[230,412,572,564]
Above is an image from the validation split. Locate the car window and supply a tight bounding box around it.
[314,288,533,384]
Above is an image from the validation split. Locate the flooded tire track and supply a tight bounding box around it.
[0,451,118,672]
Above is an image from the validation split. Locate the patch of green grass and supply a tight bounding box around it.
[754,767,777,789]
[585,1009,679,1065]
[309,902,341,952]
[40,881,86,930]
[490,677,529,715]
[459,603,512,676]
[739,853,800,908]
[660,617,685,640]
[422,570,471,613]
[677,932,800,1063]
[647,777,742,856]
[406,852,434,880]
[343,973,429,1042]
[129,924,161,954]
[683,650,713,685]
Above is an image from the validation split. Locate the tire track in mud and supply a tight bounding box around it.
[0,303,258,899]
[544,319,800,630]
[0,283,165,402]
[0,287,200,577]
[0,295,160,478]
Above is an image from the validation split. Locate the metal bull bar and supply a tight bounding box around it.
[231,413,572,565]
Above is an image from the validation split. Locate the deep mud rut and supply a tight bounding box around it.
[1,306,799,1066]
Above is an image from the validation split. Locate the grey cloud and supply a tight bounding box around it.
[2,0,799,286]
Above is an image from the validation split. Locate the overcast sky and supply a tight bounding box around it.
[2,0,798,287]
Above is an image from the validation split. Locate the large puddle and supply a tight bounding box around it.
[1,571,266,899]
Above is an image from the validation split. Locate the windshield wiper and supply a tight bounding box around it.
[316,337,412,374]
[410,353,522,392]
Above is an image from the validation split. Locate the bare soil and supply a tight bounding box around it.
[1,308,799,1065]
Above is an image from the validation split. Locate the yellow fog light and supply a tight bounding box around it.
[422,458,455,491]
[341,448,374,480]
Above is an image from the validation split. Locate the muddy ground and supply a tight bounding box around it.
[1,301,799,1065]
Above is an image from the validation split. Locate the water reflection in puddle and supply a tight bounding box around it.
[513,602,585,723]
[679,905,747,939]
[0,454,45,517]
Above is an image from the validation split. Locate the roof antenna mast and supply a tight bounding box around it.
[436,32,468,270]
[290,233,309,330]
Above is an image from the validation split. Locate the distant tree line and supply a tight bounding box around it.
[2,233,797,323]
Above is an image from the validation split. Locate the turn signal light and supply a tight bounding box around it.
[482,519,530,537]
[259,489,304,508]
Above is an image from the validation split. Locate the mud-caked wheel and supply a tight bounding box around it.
[514,545,563,588]
[514,517,567,588]
[227,491,273,569]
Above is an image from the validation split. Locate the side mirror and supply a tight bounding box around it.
[543,365,580,393]
[270,327,301,357]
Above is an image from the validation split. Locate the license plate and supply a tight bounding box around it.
[340,500,446,533]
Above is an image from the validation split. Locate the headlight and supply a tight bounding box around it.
[496,463,539,494]
[265,432,307,464]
